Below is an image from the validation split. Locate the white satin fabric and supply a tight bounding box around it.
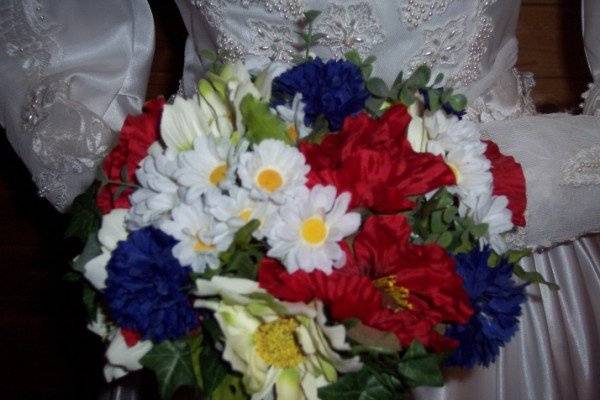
[0,0,154,210]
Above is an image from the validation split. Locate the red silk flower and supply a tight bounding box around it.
[259,215,473,351]
[484,140,527,226]
[300,105,455,213]
[97,97,165,214]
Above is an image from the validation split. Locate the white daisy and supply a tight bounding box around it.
[238,139,309,204]
[472,194,514,254]
[266,185,361,274]
[275,93,312,141]
[174,135,231,203]
[127,144,181,230]
[205,187,277,239]
[160,202,234,272]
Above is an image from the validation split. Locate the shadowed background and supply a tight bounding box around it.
[0,0,591,398]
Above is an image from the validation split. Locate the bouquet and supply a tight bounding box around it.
[67,11,556,400]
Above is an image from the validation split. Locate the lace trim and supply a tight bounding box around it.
[560,146,600,187]
[316,2,385,58]
[34,169,68,211]
[247,19,297,62]
[22,78,112,175]
[0,0,62,78]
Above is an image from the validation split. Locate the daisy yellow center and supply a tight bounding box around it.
[300,217,328,246]
[254,318,304,368]
[209,164,228,186]
[447,162,461,183]
[373,275,413,311]
[193,239,215,253]
[239,208,253,222]
[256,168,283,193]
[287,126,299,142]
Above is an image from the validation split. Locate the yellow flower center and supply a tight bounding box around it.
[193,238,215,253]
[287,126,299,142]
[256,168,284,193]
[209,164,228,186]
[254,318,304,368]
[300,217,328,246]
[239,208,253,222]
[373,275,413,311]
[447,162,461,183]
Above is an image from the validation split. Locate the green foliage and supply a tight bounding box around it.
[199,340,228,397]
[410,188,487,254]
[65,183,101,242]
[345,50,377,81]
[319,340,444,400]
[397,341,444,388]
[296,10,324,59]
[513,264,559,290]
[240,95,291,145]
[71,233,102,274]
[141,339,198,400]
[213,374,247,400]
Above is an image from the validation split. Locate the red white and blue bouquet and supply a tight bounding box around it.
[67,11,554,400]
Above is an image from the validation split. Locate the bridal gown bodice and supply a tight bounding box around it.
[178,0,531,117]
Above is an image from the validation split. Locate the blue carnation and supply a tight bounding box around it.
[105,227,198,343]
[445,246,526,368]
[272,58,369,130]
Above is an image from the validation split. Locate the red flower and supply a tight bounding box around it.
[484,140,527,226]
[259,215,473,351]
[300,105,455,213]
[97,98,165,214]
[121,328,141,347]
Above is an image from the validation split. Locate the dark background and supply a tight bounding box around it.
[0,0,591,398]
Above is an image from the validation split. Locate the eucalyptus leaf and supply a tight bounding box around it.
[366,77,390,98]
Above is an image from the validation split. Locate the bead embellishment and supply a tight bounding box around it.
[399,0,455,29]
[561,146,600,186]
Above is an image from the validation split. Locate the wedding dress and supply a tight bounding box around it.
[1,1,600,399]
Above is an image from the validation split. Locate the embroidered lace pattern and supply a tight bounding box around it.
[408,16,467,72]
[0,0,62,78]
[316,2,385,58]
[247,19,297,62]
[561,146,600,187]
[398,0,456,29]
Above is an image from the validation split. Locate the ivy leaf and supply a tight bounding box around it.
[513,265,559,290]
[71,233,102,274]
[141,340,197,400]
[82,284,99,320]
[200,341,228,398]
[318,368,400,400]
[240,95,290,145]
[397,341,444,388]
[187,334,203,388]
[65,184,101,241]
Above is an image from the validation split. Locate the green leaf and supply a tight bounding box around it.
[347,320,402,354]
[513,265,559,290]
[397,341,444,388]
[366,77,390,98]
[360,63,374,80]
[507,249,532,264]
[399,86,416,105]
[200,341,228,397]
[112,184,128,202]
[234,219,260,246]
[71,233,102,274]
[187,334,203,388]
[240,95,291,145]
[82,284,99,319]
[430,211,445,234]
[318,368,400,400]
[65,184,101,241]
[119,165,129,183]
[199,48,218,63]
[433,73,444,85]
[405,66,431,88]
[447,94,468,112]
[365,97,386,117]
[437,231,453,248]
[470,223,489,238]
[213,374,248,400]
[303,9,321,24]
[488,251,501,267]
[344,49,362,66]
[141,340,197,400]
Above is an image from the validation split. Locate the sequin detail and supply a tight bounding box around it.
[316,2,385,58]
[247,19,297,62]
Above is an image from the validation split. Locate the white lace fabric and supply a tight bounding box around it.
[0,0,154,210]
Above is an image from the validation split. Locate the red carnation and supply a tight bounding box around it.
[97,98,165,214]
[300,105,455,213]
[259,215,473,351]
[484,140,527,226]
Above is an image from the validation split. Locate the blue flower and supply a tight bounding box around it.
[105,227,198,342]
[445,246,526,368]
[272,58,369,131]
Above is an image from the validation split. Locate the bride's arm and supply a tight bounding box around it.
[0,0,155,211]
